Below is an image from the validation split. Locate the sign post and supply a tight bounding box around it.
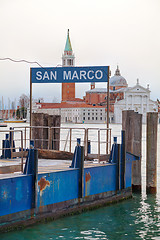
[30,68,32,140]
[30,65,110,148]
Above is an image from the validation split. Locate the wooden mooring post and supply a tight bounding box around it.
[146,112,158,194]
[32,113,61,150]
[122,110,142,192]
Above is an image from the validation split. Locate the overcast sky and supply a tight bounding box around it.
[0,0,160,107]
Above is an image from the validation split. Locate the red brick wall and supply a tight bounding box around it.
[62,83,75,101]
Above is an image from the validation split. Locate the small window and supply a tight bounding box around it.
[88,117,90,120]
[100,117,102,120]
[92,117,94,120]
[96,117,98,120]
[83,117,85,120]
[88,113,90,115]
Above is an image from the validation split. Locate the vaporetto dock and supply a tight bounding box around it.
[0,117,141,232]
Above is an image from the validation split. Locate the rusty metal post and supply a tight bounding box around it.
[146,112,158,194]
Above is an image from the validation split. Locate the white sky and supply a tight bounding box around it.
[0,0,160,106]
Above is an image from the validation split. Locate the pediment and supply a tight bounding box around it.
[126,84,150,94]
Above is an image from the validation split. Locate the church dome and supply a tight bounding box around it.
[110,66,127,87]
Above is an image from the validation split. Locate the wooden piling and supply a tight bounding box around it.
[32,113,61,150]
[146,112,158,194]
[122,110,142,192]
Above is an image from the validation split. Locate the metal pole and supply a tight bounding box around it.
[24,127,26,150]
[69,128,72,152]
[98,129,100,163]
[86,128,88,157]
[106,66,110,154]
[30,68,32,140]
[21,131,23,173]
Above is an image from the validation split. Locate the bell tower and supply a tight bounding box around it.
[62,29,75,102]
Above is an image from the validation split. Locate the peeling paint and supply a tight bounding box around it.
[85,172,91,196]
[38,177,50,192]
[85,172,91,182]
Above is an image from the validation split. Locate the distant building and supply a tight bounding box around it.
[114,79,158,123]
[31,101,110,124]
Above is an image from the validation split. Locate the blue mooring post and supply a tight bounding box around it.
[87,140,91,154]
[116,144,121,191]
[77,138,81,146]
[2,134,11,159]
[70,139,84,198]
[121,130,126,189]
[23,140,38,209]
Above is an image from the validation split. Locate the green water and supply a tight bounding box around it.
[1,194,160,240]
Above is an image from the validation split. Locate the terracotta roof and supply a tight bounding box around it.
[39,102,106,109]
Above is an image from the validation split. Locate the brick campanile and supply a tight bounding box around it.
[62,29,75,102]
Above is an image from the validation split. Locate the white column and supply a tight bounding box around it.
[141,96,143,114]
[131,95,133,110]
[146,95,149,112]
[126,95,128,109]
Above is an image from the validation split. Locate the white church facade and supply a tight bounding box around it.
[114,79,158,124]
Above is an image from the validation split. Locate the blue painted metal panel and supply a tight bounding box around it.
[125,161,132,188]
[37,169,79,207]
[125,152,140,188]
[0,175,33,216]
[31,66,109,83]
[84,165,117,197]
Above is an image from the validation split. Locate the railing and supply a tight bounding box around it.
[0,126,112,174]
[14,126,112,160]
[0,129,24,172]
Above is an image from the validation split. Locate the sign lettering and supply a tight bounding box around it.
[31,66,109,83]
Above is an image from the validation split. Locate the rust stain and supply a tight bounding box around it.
[38,177,50,192]
[85,172,91,182]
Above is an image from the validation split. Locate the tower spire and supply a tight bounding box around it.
[64,29,72,52]
[62,30,75,102]
[115,65,121,76]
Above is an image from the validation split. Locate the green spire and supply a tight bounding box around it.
[64,29,72,52]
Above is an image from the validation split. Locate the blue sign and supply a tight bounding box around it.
[31,66,109,83]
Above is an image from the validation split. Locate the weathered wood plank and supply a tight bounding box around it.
[38,149,74,160]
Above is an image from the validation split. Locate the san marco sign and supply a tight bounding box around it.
[30,65,110,128]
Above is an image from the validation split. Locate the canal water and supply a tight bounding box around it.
[1,123,160,239]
